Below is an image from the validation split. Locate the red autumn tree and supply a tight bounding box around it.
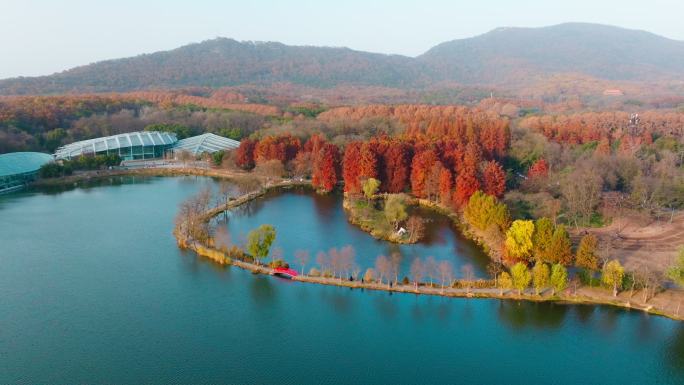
[304,133,326,154]
[254,134,301,164]
[438,168,453,205]
[454,170,480,207]
[482,160,506,198]
[453,143,481,207]
[342,142,363,193]
[424,162,445,201]
[527,158,549,178]
[358,142,379,181]
[235,138,256,170]
[383,141,411,193]
[410,149,439,199]
[312,143,340,193]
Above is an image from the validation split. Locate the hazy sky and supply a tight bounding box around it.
[2,0,683,79]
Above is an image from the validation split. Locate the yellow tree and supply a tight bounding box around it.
[550,263,568,295]
[576,234,600,281]
[532,262,550,295]
[601,259,625,297]
[510,262,532,295]
[498,271,513,295]
[362,177,381,203]
[505,220,535,261]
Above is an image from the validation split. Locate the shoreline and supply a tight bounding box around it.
[187,239,684,321]
[32,166,684,321]
[185,172,684,322]
[30,166,254,188]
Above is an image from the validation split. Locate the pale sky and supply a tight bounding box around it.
[1,0,683,79]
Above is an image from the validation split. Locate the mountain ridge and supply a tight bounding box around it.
[2,23,683,95]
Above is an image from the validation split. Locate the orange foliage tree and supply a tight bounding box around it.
[482,160,506,198]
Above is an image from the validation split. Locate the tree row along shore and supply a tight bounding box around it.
[161,168,683,322]
[28,166,684,321]
[187,235,684,322]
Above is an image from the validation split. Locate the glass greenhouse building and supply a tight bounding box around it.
[54,131,177,161]
[0,152,54,193]
[170,133,240,155]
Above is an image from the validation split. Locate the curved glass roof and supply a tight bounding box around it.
[172,133,240,154]
[54,131,177,160]
[0,152,54,177]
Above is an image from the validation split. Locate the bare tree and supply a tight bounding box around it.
[173,187,213,245]
[561,163,603,228]
[329,247,341,279]
[351,264,361,281]
[214,226,233,251]
[294,249,310,275]
[461,264,475,294]
[234,175,263,196]
[254,159,286,181]
[633,264,663,303]
[487,261,504,287]
[425,256,438,287]
[438,260,454,293]
[410,257,425,290]
[316,251,329,277]
[219,180,234,208]
[375,255,391,287]
[406,216,426,243]
[390,252,402,284]
[340,245,356,279]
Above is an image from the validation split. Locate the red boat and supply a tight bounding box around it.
[272,267,298,279]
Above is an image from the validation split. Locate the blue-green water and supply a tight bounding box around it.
[0,176,682,384]
[218,187,491,277]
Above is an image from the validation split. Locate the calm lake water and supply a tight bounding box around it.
[0,176,682,384]
[217,187,490,278]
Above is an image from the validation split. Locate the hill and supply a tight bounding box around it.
[419,23,684,86]
[1,23,683,95]
[0,39,421,94]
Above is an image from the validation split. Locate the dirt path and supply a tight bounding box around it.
[572,212,684,273]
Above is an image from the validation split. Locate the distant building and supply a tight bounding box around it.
[0,152,54,194]
[53,131,240,163]
[603,89,624,96]
[54,131,177,161]
[168,133,240,156]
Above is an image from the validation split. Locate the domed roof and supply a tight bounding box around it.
[0,152,54,177]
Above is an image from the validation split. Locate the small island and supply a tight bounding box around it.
[343,178,426,243]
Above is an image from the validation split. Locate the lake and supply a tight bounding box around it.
[216,186,490,278]
[0,176,682,384]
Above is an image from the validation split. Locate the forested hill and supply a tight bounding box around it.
[0,39,421,94]
[2,23,684,94]
[419,23,684,85]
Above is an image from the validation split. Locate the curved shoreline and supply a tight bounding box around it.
[188,238,684,321]
[31,167,684,321]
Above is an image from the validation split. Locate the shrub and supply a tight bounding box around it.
[269,259,289,269]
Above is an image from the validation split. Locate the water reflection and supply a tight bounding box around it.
[318,289,355,316]
[219,188,492,277]
[668,325,684,370]
[250,275,276,303]
[373,294,400,320]
[496,300,568,330]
